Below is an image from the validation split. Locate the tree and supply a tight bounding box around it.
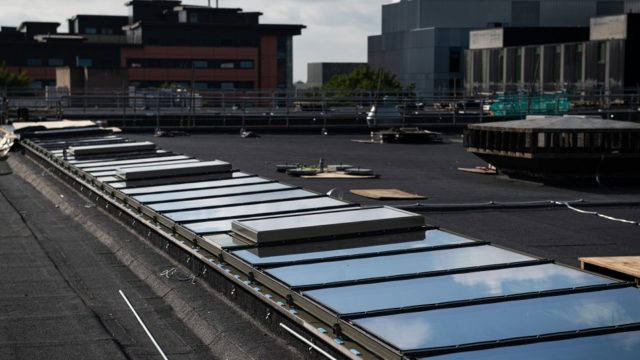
[323,65,404,91]
[322,65,414,101]
[0,62,30,90]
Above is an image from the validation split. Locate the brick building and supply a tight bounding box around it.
[0,0,305,90]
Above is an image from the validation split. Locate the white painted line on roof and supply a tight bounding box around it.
[119,289,169,360]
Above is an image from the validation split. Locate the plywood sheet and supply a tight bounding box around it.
[580,256,640,280]
[350,188,426,200]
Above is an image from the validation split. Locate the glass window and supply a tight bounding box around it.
[220,82,235,90]
[192,60,208,69]
[423,330,640,360]
[76,58,93,67]
[266,245,534,288]
[26,58,42,66]
[78,155,191,171]
[165,197,349,222]
[88,159,200,177]
[101,27,114,35]
[235,230,472,266]
[239,60,254,69]
[355,287,640,351]
[220,62,235,69]
[305,263,614,315]
[186,206,361,234]
[121,173,256,195]
[189,13,198,23]
[48,58,64,66]
[150,189,317,212]
[134,181,285,203]
[85,27,97,34]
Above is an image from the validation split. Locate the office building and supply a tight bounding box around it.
[465,13,640,94]
[0,0,305,90]
[368,0,640,96]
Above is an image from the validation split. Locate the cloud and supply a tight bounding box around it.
[0,0,396,82]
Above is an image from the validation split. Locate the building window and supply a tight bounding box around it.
[85,27,97,34]
[515,48,522,83]
[449,48,461,74]
[220,62,235,69]
[26,58,42,66]
[192,60,208,68]
[30,80,43,89]
[48,58,64,66]
[239,60,254,69]
[101,28,114,35]
[76,58,93,67]
[220,82,235,90]
[194,82,208,89]
[575,44,584,82]
[598,42,607,64]
[189,13,198,23]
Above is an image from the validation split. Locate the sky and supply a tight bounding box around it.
[0,0,396,82]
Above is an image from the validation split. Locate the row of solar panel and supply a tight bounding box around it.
[37,134,640,358]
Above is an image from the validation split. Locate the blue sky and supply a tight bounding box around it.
[0,0,395,82]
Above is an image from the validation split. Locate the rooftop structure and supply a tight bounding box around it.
[464,115,640,181]
[3,122,639,359]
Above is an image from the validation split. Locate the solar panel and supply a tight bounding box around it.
[422,330,640,360]
[233,229,472,267]
[150,189,319,212]
[304,263,615,315]
[353,287,640,351]
[165,197,350,222]
[136,182,290,203]
[265,245,535,288]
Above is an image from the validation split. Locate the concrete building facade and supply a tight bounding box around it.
[306,62,366,87]
[465,14,640,94]
[368,0,640,97]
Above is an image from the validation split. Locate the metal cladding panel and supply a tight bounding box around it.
[69,141,156,156]
[115,160,231,180]
[590,14,628,40]
[231,207,425,244]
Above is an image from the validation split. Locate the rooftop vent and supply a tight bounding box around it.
[231,206,425,244]
[69,141,155,156]
[115,160,232,180]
